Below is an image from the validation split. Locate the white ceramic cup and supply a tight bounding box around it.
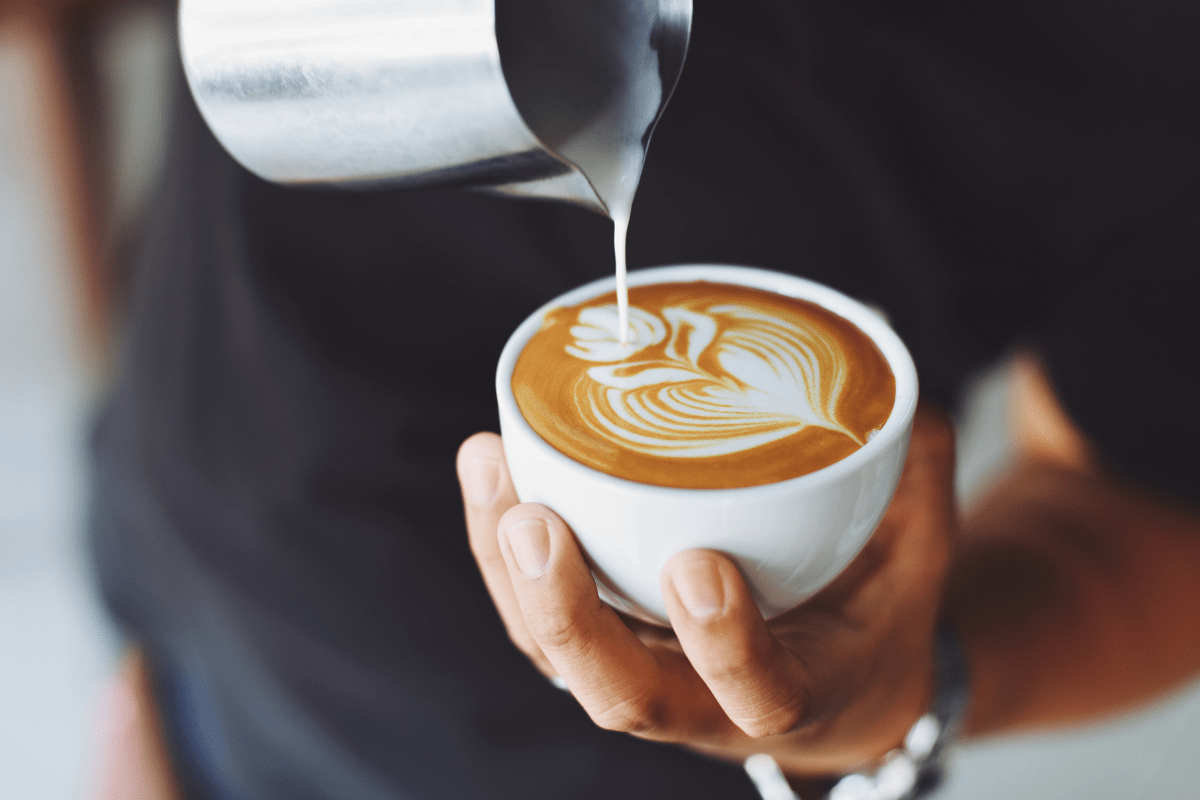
[496,265,918,624]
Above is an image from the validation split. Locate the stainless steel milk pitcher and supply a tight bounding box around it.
[179,0,692,215]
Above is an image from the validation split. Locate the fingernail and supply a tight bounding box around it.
[464,457,501,506]
[505,518,551,578]
[670,559,725,620]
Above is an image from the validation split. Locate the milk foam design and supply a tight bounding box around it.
[564,302,861,457]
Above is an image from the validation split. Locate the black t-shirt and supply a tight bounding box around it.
[92,0,1200,798]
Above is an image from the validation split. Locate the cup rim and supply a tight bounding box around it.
[496,264,919,497]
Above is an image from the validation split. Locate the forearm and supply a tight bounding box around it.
[948,459,1200,737]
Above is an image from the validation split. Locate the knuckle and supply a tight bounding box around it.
[523,607,583,651]
[735,693,809,739]
[704,648,814,738]
[592,690,668,736]
[700,634,780,688]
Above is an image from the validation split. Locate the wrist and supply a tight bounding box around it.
[744,625,970,800]
[827,624,970,800]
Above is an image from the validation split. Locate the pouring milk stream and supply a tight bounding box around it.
[493,0,685,345]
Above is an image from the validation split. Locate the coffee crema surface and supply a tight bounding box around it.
[512,281,896,489]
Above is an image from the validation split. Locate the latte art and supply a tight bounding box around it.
[513,282,895,489]
[572,303,862,457]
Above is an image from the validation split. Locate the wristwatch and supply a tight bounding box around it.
[744,625,971,800]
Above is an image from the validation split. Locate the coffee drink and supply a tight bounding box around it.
[512,281,895,489]
[499,265,918,620]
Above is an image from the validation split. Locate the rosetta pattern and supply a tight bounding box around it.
[565,302,862,458]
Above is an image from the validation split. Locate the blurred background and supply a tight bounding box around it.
[1,3,169,796]
[1,3,1199,798]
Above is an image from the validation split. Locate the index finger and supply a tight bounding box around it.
[497,503,726,741]
[457,433,552,675]
[661,550,814,739]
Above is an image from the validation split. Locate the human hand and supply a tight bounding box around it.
[457,408,957,776]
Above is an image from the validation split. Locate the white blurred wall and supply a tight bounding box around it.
[944,361,1200,800]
